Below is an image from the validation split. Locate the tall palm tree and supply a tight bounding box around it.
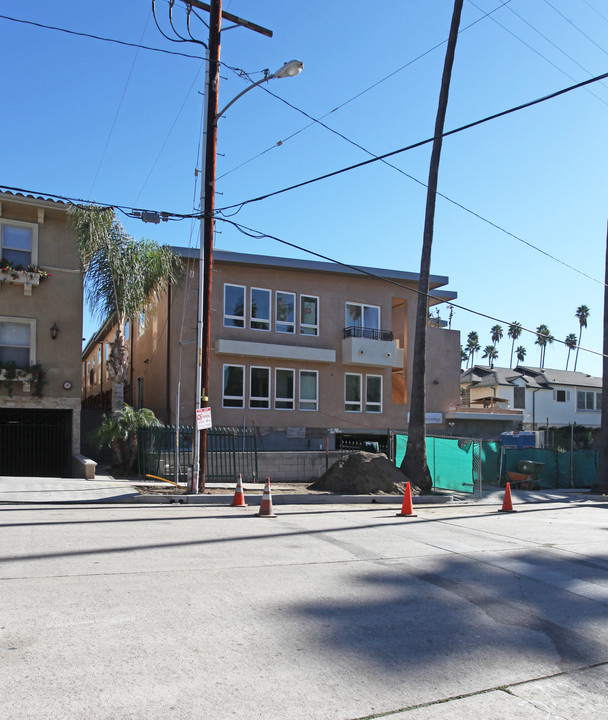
[574,304,590,371]
[482,345,498,368]
[401,0,464,494]
[460,345,468,367]
[69,205,182,410]
[465,331,480,368]
[515,345,527,365]
[535,324,553,369]
[565,333,578,371]
[490,324,503,347]
[508,321,522,368]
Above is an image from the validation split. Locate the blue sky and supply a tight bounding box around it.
[2,0,607,376]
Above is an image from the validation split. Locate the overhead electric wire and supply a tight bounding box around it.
[216,215,606,361]
[0,12,203,59]
[217,0,514,182]
[255,83,604,288]
[542,0,608,59]
[215,69,608,214]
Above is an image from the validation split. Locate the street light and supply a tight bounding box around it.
[191,52,303,493]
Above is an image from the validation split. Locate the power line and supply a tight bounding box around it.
[0,12,204,59]
[214,69,608,214]
[216,215,606,361]
[217,0,515,181]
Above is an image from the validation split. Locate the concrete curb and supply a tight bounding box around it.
[121,493,455,505]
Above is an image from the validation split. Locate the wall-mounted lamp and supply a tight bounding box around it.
[50,322,59,340]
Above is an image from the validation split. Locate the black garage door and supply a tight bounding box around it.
[0,409,72,477]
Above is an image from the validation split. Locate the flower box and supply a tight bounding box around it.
[0,269,41,295]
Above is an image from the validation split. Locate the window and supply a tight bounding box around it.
[223,365,244,408]
[276,291,295,333]
[137,311,146,338]
[577,391,597,411]
[345,373,362,412]
[554,390,569,403]
[300,295,319,336]
[1,221,37,266]
[366,375,382,413]
[275,368,295,409]
[136,376,144,409]
[250,288,271,331]
[597,393,603,411]
[346,302,380,331]
[513,387,525,409]
[224,284,245,328]
[250,367,270,409]
[0,318,35,368]
[299,370,318,410]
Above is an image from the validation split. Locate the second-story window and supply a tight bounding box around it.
[300,295,319,336]
[224,284,245,328]
[1,221,36,266]
[346,302,380,336]
[276,291,295,333]
[345,373,362,412]
[275,368,295,409]
[250,366,270,408]
[250,288,270,331]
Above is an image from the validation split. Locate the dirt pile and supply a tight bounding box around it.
[308,451,419,495]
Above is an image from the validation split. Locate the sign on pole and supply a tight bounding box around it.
[196,407,213,430]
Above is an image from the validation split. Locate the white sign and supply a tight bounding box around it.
[407,412,443,424]
[196,407,213,430]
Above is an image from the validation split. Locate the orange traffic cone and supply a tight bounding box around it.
[396,481,417,517]
[257,477,276,518]
[231,473,247,508]
[499,482,516,513]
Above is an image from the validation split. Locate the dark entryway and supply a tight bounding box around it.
[0,409,72,477]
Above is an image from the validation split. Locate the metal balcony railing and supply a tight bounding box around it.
[343,326,394,342]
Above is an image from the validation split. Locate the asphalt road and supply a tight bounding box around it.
[2,498,608,719]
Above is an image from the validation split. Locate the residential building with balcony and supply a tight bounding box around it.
[0,191,84,476]
[83,249,460,450]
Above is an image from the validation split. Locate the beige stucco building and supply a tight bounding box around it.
[83,248,461,450]
[0,191,83,476]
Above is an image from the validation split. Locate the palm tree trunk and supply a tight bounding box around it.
[593,222,608,493]
[401,0,463,493]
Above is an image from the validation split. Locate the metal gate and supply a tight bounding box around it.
[0,409,72,477]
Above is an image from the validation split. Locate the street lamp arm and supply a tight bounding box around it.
[215,60,303,122]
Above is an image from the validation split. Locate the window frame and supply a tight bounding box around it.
[300,295,319,336]
[366,374,383,413]
[299,369,318,411]
[345,302,381,331]
[0,219,38,267]
[223,364,245,408]
[250,287,271,332]
[577,390,598,411]
[345,373,362,413]
[249,366,270,409]
[224,283,246,329]
[0,316,36,369]
[275,367,295,410]
[275,291,296,334]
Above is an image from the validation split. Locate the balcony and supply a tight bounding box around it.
[342,326,403,368]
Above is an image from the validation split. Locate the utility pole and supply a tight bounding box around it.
[175,0,272,493]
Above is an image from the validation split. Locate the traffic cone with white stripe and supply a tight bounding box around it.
[499,482,516,513]
[396,481,417,517]
[257,477,276,518]
[231,473,247,508]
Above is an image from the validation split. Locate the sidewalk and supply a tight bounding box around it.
[0,474,602,506]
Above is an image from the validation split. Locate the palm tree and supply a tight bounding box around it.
[465,331,480,367]
[565,333,578,371]
[535,324,553,369]
[401,0,464,494]
[515,345,527,365]
[69,205,182,410]
[508,322,522,368]
[574,305,590,371]
[490,324,503,347]
[482,345,498,368]
[460,345,468,367]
